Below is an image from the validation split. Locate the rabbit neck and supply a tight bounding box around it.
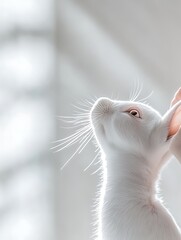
[103,151,162,206]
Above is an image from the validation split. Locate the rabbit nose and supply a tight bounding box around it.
[91,97,113,118]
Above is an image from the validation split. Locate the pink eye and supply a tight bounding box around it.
[128,109,141,118]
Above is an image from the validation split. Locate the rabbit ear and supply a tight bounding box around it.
[168,103,181,138]
[162,99,181,139]
[171,87,181,106]
[168,88,181,138]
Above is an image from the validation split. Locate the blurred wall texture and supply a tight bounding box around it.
[1,0,181,240]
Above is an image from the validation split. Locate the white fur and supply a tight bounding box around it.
[90,98,181,240]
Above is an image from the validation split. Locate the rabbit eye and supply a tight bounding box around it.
[128,109,141,118]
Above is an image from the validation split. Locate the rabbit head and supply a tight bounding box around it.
[90,97,181,163]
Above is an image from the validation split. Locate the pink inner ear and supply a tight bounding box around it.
[169,105,181,137]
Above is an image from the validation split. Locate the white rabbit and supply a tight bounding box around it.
[90,90,181,240]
